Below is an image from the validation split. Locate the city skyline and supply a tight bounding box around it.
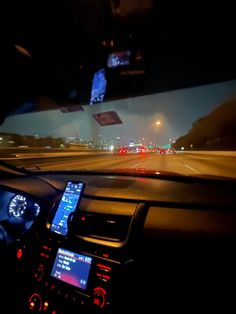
[0,79,236,147]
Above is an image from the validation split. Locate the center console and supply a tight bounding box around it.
[27,239,122,313]
[19,181,141,314]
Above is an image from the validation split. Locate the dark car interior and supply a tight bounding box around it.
[1,1,236,313]
[1,168,236,313]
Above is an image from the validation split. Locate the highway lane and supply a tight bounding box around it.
[4,152,236,178]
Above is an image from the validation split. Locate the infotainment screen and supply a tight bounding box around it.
[50,181,85,236]
[51,248,92,290]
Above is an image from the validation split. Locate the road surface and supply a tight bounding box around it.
[3,151,236,178]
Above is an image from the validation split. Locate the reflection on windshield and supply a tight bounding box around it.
[0,80,236,178]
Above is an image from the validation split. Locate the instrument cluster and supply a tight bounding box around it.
[8,194,40,221]
[0,190,41,243]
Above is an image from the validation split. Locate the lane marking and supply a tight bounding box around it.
[183,163,199,173]
[187,156,213,161]
[131,162,144,168]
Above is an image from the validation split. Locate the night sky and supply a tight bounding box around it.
[1,80,236,146]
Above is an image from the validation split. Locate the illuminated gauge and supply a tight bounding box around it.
[33,202,40,216]
[9,195,27,218]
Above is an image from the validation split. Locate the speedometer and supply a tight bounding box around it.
[9,195,27,218]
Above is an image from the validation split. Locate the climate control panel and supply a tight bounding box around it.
[25,241,121,313]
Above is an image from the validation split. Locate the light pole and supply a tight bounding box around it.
[156,121,161,148]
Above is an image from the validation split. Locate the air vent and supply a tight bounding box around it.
[72,212,132,242]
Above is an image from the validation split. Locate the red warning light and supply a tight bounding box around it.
[16,249,23,259]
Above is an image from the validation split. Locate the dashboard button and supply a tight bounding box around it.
[43,301,49,311]
[50,284,56,292]
[34,266,44,282]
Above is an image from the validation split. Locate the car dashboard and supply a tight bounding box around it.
[0,170,236,313]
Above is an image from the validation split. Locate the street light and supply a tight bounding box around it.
[156,121,161,147]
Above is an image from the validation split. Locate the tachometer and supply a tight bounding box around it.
[9,195,27,218]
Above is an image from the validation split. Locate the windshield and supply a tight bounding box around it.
[0,79,236,178]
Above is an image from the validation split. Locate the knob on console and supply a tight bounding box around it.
[28,293,43,312]
[93,287,107,309]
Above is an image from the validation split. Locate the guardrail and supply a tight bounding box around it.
[0,147,113,159]
[180,150,236,157]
